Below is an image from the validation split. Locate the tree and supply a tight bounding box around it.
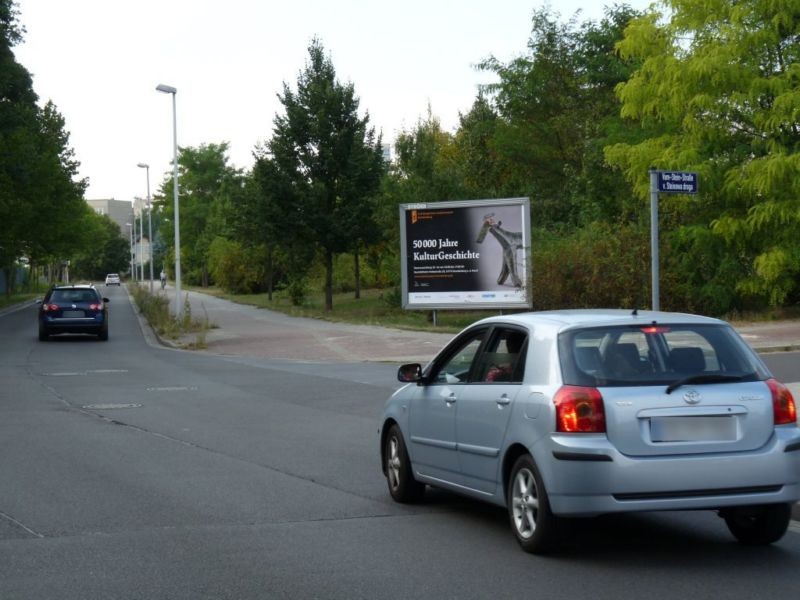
[606,0,800,308]
[0,1,87,293]
[71,213,129,279]
[155,142,243,287]
[479,4,644,228]
[265,38,384,311]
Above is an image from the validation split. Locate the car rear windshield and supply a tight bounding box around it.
[558,324,770,387]
[50,289,99,304]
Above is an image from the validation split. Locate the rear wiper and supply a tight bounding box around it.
[665,374,746,395]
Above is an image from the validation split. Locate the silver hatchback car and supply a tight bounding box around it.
[380,310,800,553]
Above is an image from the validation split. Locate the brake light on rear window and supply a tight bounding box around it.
[641,325,671,334]
[553,386,606,433]
[767,379,797,425]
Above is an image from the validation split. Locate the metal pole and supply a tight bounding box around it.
[171,92,182,319]
[139,199,144,282]
[127,223,133,280]
[146,166,153,293]
[650,170,660,312]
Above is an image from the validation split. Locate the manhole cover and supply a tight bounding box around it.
[82,403,142,410]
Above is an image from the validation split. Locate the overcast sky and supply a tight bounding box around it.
[13,0,654,203]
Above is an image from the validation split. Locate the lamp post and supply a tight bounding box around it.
[125,222,133,280]
[134,198,144,283]
[137,162,154,293]
[138,198,144,282]
[156,83,182,319]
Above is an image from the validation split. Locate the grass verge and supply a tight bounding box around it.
[0,293,38,311]
[129,283,215,349]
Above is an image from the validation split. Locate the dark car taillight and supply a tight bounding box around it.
[42,303,59,312]
[89,303,103,311]
[553,386,606,433]
[767,378,797,425]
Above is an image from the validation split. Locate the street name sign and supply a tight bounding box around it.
[656,171,699,194]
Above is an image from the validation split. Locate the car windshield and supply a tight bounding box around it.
[51,289,99,304]
[558,323,770,387]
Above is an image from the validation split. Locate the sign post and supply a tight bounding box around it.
[649,170,699,312]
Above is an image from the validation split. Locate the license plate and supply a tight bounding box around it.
[62,310,85,318]
[650,416,736,442]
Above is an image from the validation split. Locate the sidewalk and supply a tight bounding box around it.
[154,285,454,364]
[153,285,800,363]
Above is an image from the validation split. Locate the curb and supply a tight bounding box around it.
[0,299,38,318]
[754,345,800,354]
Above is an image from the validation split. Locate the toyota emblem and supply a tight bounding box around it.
[683,390,701,404]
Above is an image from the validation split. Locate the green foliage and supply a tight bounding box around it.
[262,38,384,311]
[532,222,651,310]
[0,5,87,293]
[479,4,644,228]
[155,142,244,287]
[71,213,130,279]
[207,237,265,294]
[608,0,800,307]
[129,283,212,346]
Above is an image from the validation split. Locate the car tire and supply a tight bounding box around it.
[722,503,791,546]
[507,454,560,554]
[384,424,425,503]
[98,327,108,341]
[38,327,48,341]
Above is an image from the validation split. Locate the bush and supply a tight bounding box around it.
[208,238,265,294]
[531,222,650,311]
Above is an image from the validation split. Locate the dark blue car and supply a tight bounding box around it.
[38,284,109,341]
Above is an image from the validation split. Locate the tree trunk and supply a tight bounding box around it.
[28,261,35,292]
[266,246,274,302]
[324,248,333,312]
[354,244,361,300]
[202,264,209,288]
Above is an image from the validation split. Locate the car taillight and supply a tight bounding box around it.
[89,303,102,310]
[43,304,59,312]
[767,378,797,425]
[553,386,606,433]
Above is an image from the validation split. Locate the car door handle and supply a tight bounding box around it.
[496,396,511,406]
[445,393,457,404]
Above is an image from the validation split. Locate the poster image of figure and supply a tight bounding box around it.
[475,212,523,287]
[399,198,531,309]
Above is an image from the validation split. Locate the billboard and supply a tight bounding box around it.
[400,198,531,309]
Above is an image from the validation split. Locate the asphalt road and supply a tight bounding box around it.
[1,288,799,599]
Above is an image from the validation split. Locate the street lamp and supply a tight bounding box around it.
[134,198,145,283]
[125,222,133,280]
[156,83,182,319]
[137,162,154,293]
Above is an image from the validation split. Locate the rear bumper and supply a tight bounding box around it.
[537,427,800,516]
[41,316,106,334]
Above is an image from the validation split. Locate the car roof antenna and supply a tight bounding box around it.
[631,308,638,316]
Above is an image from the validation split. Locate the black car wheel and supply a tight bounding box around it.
[98,326,109,341]
[38,326,48,341]
[722,503,791,545]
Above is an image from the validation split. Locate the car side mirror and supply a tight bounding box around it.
[103,298,110,303]
[398,363,423,383]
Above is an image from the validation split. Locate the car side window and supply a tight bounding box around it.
[431,331,485,384]
[476,328,528,383]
